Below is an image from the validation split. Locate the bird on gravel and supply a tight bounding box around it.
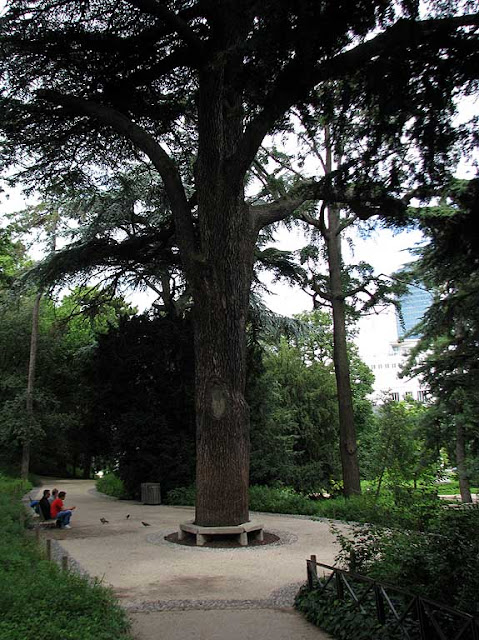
[141,521,151,527]
[100,517,109,524]
[126,514,130,519]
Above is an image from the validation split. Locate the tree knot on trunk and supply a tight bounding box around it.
[210,381,228,420]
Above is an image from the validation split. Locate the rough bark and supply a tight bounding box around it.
[191,19,255,526]
[193,220,255,525]
[327,206,361,496]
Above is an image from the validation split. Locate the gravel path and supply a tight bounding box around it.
[29,479,334,639]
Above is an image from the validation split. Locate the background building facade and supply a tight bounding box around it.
[357,286,432,402]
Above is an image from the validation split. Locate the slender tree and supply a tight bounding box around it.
[0,2,477,525]
[401,179,479,501]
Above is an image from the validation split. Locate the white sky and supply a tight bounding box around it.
[259,224,423,310]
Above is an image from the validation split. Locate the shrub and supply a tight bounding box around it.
[165,485,196,506]
[249,485,319,515]
[313,488,442,531]
[334,507,479,615]
[165,484,320,514]
[96,473,128,499]
[295,582,402,640]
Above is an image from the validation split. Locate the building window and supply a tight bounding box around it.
[417,390,427,402]
[390,392,400,401]
[404,391,413,399]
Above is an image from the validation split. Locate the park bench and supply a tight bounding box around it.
[36,506,57,529]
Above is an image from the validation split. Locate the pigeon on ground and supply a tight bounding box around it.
[100,517,109,524]
[126,514,130,519]
[141,521,151,527]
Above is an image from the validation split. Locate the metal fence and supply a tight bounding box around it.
[306,556,479,640]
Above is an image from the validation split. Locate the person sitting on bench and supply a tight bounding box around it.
[50,491,76,529]
[38,489,53,521]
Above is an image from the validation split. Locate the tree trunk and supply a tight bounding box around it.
[191,46,255,526]
[21,291,42,479]
[321,129,361,496]
[456,420,472,503]
[192,196,255,526]
[327,205,361,495]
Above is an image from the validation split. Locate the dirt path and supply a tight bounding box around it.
[30,479,334,639]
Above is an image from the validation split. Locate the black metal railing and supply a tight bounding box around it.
[306,556,479,640]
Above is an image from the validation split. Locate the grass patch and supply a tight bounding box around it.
[0,474,131,640]
[434,481,479,495]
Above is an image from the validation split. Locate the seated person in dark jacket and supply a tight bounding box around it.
[38,489,53,520]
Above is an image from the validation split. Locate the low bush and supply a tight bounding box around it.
[165,485,196,506]
[96,473,129,499]
[333,507,479,615]
[295,582,404,640]
[0,475,131,640]
[249,485,318,515]
[165,484,319,514]
[313,487,442,531]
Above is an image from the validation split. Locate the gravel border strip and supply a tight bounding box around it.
[123,582,305,612]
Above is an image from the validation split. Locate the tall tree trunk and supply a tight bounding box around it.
[456,420,472,503]
[327,208,361,495]
[192,44,255,526]
[324,129,361,496]
[192,194,255,526]
[21,291,42,479]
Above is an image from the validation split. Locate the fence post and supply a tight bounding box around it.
[46,538,51,561]
[416,597,428,640]
[310,555,318,584]
[61,555,68,572]
[374,585,386,625]
[336,571,344,600]
[307,555,319,589]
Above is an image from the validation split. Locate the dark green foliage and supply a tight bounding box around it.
[0,288,131,477]
[401,178,479,493]
[248,310,375,493]
[314,488,442,530]
[0,475,131,640]
[295,582,399,640]
[359,397,439,491]
[93,313,196,498]
[165,485,196,506]
[165,484,318,515]
[334,507,479,616]
[248,335,340,491]
[249,485,319,515]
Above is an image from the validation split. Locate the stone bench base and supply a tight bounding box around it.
[178,520,264,547]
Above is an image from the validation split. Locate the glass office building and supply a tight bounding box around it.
[396,286,433,339]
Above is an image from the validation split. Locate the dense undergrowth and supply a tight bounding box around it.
[295,503,479,638]
[165,482,444,530]
[0,474,131,640]
[332,507,479,615]
[99,473,446,531]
